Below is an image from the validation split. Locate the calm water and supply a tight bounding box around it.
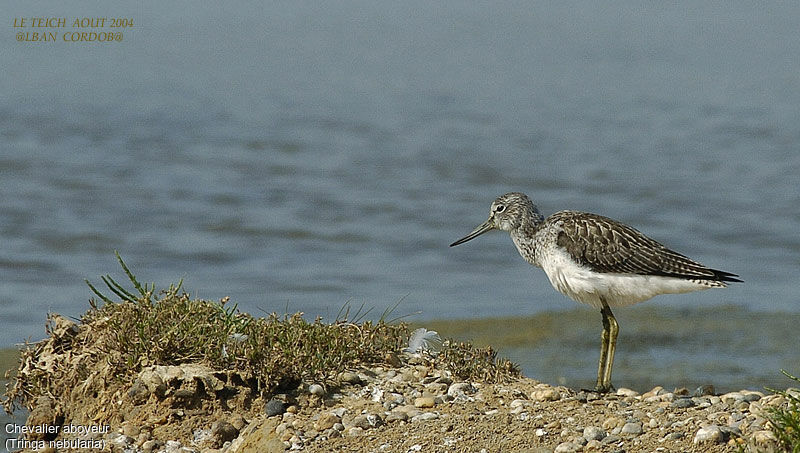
[1,1,798,379]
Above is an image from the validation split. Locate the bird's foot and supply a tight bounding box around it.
[583,384,614,394]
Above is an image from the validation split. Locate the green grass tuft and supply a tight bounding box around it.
[766,370,800,452]
[3,254,520,415]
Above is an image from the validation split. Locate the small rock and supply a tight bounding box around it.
[642,386,665,398]
[385,412,409,423]
[385,352,402,367]
[447,382,476,398]
[346,426,364,437]
[314,413,341,431]
[584,439,602,450]
[141,440,158,453]
[138,369,167,398]
[693,384,715,396]
[339,371,363,385]
[173,387,196,404]
[672,397,696,408]
[554,441,581,453]
[121,423,140,438]
[664,432,684,441]
[412,412,439,422]
[111,434,135,448]
[751,430,778,449]
[163,440,184,453]
[721,391,746,405]
[351,414,383,430]
[531,388,560,401]
[265,398,286,417]
[693,425,725,444]
[279,429,294,442]
[192,428,213,446]
[582,426,606,441]
[602,416,624,430]
[211,421,239,444]
[308,384,325,396]
[620,422,643,435]
[616,387,639,397]
[414,396,436,408]
[600,434,621,445]
[128,379,150,405]
[741,391,763,402]
[230,414,247,431]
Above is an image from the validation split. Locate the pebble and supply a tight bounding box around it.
[141,440,158,453]
[314,413,340,431]
[412,412,439,422]
[385,412,408,423]
[88,357,787,452]
[554,441,581,452]
[671,397,695,408]
[346,427,363,437]
[600,434,620,445]
[616,387,638,397]
[751,429,778,448]
[121,423,140,438]
[350,414,383,429]
[602,416,624,430]
[339,371,363,385]
[693,384,715,396]
[642,386,665,398]
[531,388,560,401]
[447,382,476,399]
[265,398,286,417]
[211,420,239,444]
[414,396,436,408]
[664,432,684,441]
[693,425,725,444]
[620,422,643,435]
[584,439,602,450]
[163,440,185,453]
[582,426,606,441]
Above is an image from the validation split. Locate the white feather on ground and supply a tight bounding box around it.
[405,328,441,353]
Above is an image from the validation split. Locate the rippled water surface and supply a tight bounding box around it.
[2,0,799,387]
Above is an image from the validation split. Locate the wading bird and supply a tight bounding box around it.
[450,192,741,393]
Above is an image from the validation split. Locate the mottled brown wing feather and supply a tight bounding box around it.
[553,211,741,282]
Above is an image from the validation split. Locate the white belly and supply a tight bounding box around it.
[540,247,714,309]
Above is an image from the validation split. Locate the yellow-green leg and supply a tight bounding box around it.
[595,300,619,393]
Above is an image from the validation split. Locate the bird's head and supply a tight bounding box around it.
[450,192,539,246]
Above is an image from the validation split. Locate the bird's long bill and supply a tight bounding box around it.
[449,218,494,247]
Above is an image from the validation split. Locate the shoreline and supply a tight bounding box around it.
[2,302,797,452]
[5,356,791,452]
[3,303,800,392]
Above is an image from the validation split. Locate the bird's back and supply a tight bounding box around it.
[524,210,741,308]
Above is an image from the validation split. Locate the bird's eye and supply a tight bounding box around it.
[495,204,505,213]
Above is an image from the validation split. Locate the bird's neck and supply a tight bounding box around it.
[510,207,545,266]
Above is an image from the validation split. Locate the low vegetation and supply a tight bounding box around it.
[766,370,800,452]
[3,252,518,415]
